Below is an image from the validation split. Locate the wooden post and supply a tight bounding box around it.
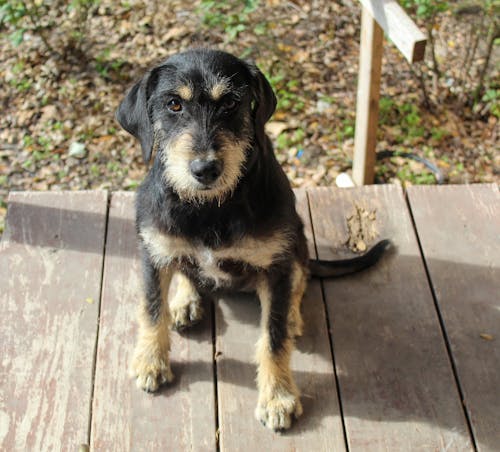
[352,6,384,186]
[350,0,427,186]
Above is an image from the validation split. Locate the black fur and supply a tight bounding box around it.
[117,50,307,349]
[140,245,163,323]
[117,49,388,397]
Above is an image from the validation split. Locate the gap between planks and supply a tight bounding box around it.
[86,191,111,448]
[404,189,478,452]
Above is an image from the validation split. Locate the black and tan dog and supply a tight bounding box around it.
[116,48,388,431]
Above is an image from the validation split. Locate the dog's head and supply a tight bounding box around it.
[116,49,276,203]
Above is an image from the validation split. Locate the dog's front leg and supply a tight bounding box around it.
[170,272,203,330]
[254,267,303,430]
[130,247,174,392]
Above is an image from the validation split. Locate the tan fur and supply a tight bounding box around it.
[288,261,307,337]
[170,272,203,329]
[160,128,248,204]
[140,225,292,283]
[254,276,303,430]
[210,80,230,100]
[130,267,174,392]
[177,84,193,101]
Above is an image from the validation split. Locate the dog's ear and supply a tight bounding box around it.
[247,63,277,148]
[116,75,154,164]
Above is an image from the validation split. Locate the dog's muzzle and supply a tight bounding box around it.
[189,158,223,186]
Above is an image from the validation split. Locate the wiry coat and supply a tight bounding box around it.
[117,49,389,431]
[117,49,308,430]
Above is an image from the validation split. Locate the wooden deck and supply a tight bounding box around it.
[1,184,498,451]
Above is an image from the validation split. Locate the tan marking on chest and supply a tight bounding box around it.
[140,226,290,277]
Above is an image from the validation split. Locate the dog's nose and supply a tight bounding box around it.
[189,159,222,185]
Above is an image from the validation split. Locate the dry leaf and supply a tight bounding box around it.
[266,121,290,137]
[356,240,367,252]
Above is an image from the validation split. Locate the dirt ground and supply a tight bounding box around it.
[1,0,498,233]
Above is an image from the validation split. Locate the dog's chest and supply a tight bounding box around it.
[140,226,288,287]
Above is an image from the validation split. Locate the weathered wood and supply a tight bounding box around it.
[215,189,346,451]
[0,191,108,451]
[307,185,473,450]
[352,6,384,186]
[407,184,500,452]
[359,0,427,63]
[90,192,216,451]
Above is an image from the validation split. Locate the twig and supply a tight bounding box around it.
[473,21,499,107]
[407,61,432,111]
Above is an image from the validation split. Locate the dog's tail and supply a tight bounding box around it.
[308,239,391,278]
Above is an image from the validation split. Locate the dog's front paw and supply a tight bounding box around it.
[255,390,303,431]
[130,351,174,393]
[170,299,203,330]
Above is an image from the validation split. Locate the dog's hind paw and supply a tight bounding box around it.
[255,390,303,431]
[171,300,203,331]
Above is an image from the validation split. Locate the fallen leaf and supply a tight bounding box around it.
[266,121,290,137]
[69,142,87,159]
[356,240,367,252]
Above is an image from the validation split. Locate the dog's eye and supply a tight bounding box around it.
[221,98,237,112]
[167,98,182,112]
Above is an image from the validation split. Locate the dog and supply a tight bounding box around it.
[116,48,389,431]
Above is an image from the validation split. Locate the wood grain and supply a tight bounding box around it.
[359,0,427,63]
[407,184,500,452]
[90,192,216,451]
[352,6,384,186]
[0,191,108,451]
[215,189,346,451]
[308,185,473,451]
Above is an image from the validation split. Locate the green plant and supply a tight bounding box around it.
[401,0,448,20]
[89,164,100,177]
[198,0,260,42]
[396,162,435,185]
[22,134,34,148]
[276,128,306,150]
[399,103,424,139]
[481,88,500,118]
[106,161,121,173]
[9,75,32,92]
[379,96,395,125]
[94,48,127,80]
[0,1,28,45]
[401,0,448,78]
[430,127,450,141]
[0,0,99,56]
[402,0,499,115]
[379,99,425,142]
[336,118,356,141]
[265,72,305,114]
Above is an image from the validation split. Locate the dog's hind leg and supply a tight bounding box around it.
[130,248,174,392]
[288,261,307,337]
[254,267,303,430]
[170,272,203,330]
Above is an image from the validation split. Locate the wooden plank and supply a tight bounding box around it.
[0,191,108,450]
[90,192,216,451]
[352,6,384,186]
[407,184,500,452]
[359,0,427,63]
[216,189,346,451]
[308,185,473,450]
